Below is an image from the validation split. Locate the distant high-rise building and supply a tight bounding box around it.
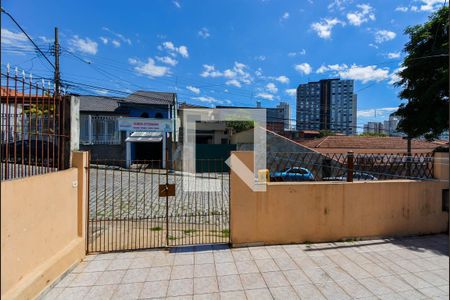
[276,102,290,130]
[296,78,356,135]
[383,114,400,136]
[363,122,384,134]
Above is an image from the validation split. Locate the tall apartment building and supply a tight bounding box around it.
[363,122,384,134]
[296,79,357,135]
[276,102,291,130]
[383,114,400,136]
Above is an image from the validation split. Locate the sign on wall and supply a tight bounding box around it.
[118,117,173,132]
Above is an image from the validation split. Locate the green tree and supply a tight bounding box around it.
[394,6,449,140]
[225,120,254,133]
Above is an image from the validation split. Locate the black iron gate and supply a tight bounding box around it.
[87,159,230,253]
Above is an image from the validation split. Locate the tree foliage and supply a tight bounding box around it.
[394,6,449,140]
[225,121,254,133]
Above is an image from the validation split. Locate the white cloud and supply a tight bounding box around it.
[266,83,278,93]
[192,96,225,104]
[200,62,252,87]
[285,89,297,96]
[418,0,446,11]
[111,40,121,47]
[102,27,131,45]
[316,63,348,73]
[226,79,241,88]
[346,4,375,26]
[1,28,31,51]
[294,63,312,75]
[375,30,396,43]
[99,36,108,44]
[69,35,98,55]
[131,58,170,77]
[288,49,306,57]
[339,65,390,83]
[198,27,210,39]
[186,85,200,94]
[255,55,266,61]
[173,0,181,8]
[156,56,178,66]
[328,0,351,11]
[387,52,401,59]
[256,93,275,100]
[161,41,189,58]
[357,107,398,118]
[275,75,289,84]
[311,18,344,39]
[395,6,409,12]
[281,12,290,20]
[388,67,405,85]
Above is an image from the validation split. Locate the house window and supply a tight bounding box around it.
[140,112,149,118]
[80,115,121,145]
[155,112,163,119]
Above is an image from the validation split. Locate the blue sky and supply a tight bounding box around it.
[1,0,446,130]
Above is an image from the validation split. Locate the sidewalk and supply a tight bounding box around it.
[40,234,449,300]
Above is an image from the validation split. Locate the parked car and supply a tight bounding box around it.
[271,167,315,182]
[1,140,58,166]
[323,171,378,181]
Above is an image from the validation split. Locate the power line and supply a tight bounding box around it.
[1,7,55,69]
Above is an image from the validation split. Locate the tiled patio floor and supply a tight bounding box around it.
[40,234,449,300]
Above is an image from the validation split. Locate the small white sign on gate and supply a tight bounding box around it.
[118,117,172,132]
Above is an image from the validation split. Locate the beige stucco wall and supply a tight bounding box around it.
[434,152,449,181]
[231,151,448,246]
[1,151,88,300]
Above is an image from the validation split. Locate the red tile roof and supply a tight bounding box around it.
[298,136,441,150]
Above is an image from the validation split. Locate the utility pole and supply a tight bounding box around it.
[54,27,60,95]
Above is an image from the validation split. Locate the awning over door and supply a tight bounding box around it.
[125,132,163,142]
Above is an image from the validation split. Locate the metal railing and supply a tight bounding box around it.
[87,159,230,253]
[268,152,434,182]
[80,115,121,145]
[0,70,69,180]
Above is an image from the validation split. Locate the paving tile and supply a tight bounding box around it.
[416,270,449,286]
[240,273,267,290]
[166,295,193,300]
[151,255,174,267]
[40,287,64,300]
[270,286,299,300]
[283,269,311,286]
[231,249,252,262]
[167,278,194,297]
[69,271,102,287]
[438,284,449,294]
[54,287,91,300]
[292,283,326,300]
[129,257,153,269]
[261,271,289,288]
[397,289,427,299]
[245,288,273,300]
[215,262,238,276]
[418,286,448,298]
[274,257,298,271]
[72,262,89,273]
[217,275,243,292]
[174,254,194,266]
[310,255,335,267]
[266,246,290,259]
[83,260,111,272]
[121,268,150,283]
[235,260,259,274]
[140,280,169,298]
[321,265,353,282]
[106,258,133,270]
[302,267,332,284]
[255,258,279,272]
[86,284,117,300]
[95,270,126,285]
[193,293,219,300]
[146,266,171,281]
[111,282,143,299]
[194,263,216,278]
[249,248,271,260]
[194,252,214,265]
[398,272,433,289]
[213,251,234,263]
[171,265,194,279]
[337,278,375,299]
[377,275,415,293]
[316,281,351,300]
[292,256,319,269]
[54,273,77,288]
[194,276,219,294]
[115,252,137,260]
[359,277,394,296]
[360,263,391,277]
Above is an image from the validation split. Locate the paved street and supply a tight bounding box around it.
[40,234,449,300]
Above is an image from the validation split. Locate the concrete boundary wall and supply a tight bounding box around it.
[1,152,88,300]
[230,151,448,247]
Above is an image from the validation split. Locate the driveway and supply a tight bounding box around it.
[40,234,449,300]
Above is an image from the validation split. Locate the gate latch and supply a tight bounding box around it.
[159,184,176,197]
